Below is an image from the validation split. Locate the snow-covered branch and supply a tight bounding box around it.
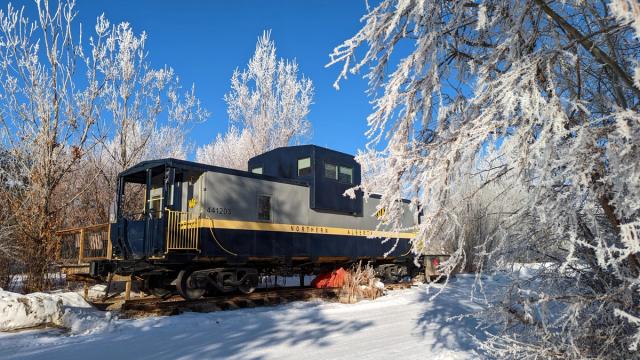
[330,0,640,357]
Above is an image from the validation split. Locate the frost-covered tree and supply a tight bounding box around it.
[73,123,192,225]
[197,126,251,170]
[0,0,206,290]
[330,0,639,357]
[0,150,18,289]
[197,31,313,169]
[0,0,105,291]
[611,0,640,90]
[86,16,206,223]
[0,212,17,290]
[612,0,640,42]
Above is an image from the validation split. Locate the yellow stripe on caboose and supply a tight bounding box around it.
[197,218,416,239]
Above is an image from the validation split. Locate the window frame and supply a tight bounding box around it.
[338,165,353,184]
[148,195,164,218]
[324,162,353,184]
[257,194,272,222]
[297,157,312,177]
[324,162,338,180]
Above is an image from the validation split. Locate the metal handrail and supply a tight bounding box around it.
[166,209,200,252]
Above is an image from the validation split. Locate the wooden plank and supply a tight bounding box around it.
[112,274,131,281]
[102,273,113,302]
[124,277,132,301]
[61,265,91,276]
[78,228,85,265]
[55,223,109,235]
[106,224,112,260]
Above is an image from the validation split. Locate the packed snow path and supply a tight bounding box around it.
[0,275,488,359]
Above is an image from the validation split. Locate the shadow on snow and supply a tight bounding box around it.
[1,301,373,360]
[412,276,496,357]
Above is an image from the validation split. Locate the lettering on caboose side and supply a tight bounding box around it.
[207,207,232,215]
[290,225,330,233]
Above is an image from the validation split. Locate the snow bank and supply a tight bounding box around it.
[59,306,113,334]
[0,289,112,333]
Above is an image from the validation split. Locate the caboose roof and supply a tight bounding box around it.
[119,157,309,186]
[251,144,355,160]
[122,145,357,184]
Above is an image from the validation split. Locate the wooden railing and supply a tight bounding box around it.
[56,209,199,265]
[166,209,200,252]
[56,223,111,265]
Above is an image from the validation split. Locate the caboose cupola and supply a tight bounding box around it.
[248,145,363,216]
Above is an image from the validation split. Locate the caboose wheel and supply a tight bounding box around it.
[176,270,206,300]
[238,273,259,294]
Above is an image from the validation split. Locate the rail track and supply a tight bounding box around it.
[92,282,415,317]
[106,287,339,317]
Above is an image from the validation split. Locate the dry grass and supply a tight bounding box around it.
[339,261,383,304]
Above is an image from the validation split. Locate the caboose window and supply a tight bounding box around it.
[257,195,271,221]
[149,195,163,218]
[251,167,263,174]
[324,163,337,180]
[297,157,311,176]
[339,166,353,184]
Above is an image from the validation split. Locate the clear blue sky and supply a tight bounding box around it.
[13,0,376,158]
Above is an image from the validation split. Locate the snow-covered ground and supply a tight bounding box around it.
[0,275,492,359]
[0,289,113,334]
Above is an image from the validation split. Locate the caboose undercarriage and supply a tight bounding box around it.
[92,253,418,300]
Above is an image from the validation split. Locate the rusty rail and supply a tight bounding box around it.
[118,287,340,317]
[109,283,414,317]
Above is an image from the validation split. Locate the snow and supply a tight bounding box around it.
[0,275,490,359]
[0,289,111,333]
[508,262,553,280]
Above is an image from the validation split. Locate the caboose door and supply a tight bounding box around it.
[143,167,167,257]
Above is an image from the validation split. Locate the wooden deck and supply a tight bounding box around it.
[55,223,135,300]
